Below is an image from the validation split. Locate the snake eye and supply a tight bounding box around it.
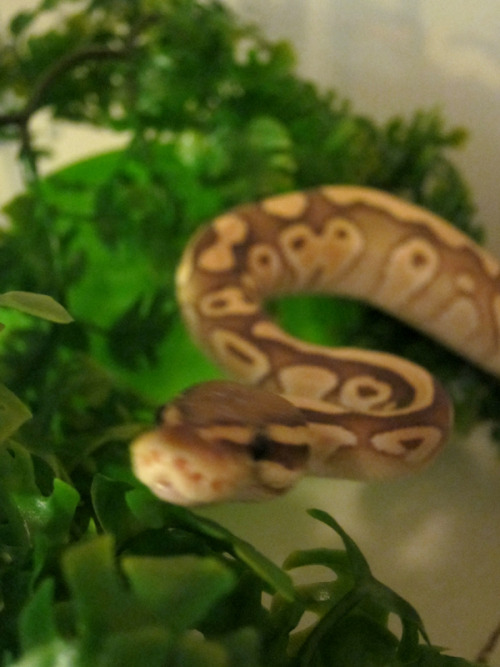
[249,433,273,461]
[249,432,309,470]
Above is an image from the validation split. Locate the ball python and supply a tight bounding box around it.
[131,185,500,506]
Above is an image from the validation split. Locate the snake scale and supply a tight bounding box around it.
[131,186,500,506]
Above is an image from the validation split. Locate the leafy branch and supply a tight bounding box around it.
[0,0,496,665]
[0,46,127,129]
[0,9,161,178]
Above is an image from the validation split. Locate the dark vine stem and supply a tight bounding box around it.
[0,10,161,164]
[1,45,128,184]
[3,50,119,306]
[475,618,500,664]
[0,9,161,132]
[0,46,127,130]
[0,12,159,301]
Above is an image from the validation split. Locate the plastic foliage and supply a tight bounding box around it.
[0,0,495,664]
[2,461,481,666]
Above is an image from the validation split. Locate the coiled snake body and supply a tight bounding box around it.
[131,186,500,505]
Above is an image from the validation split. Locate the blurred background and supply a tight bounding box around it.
[2,1,500,663]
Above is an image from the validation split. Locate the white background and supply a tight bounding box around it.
[2,1,500,663]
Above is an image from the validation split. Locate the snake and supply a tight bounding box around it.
[131,185,500,506]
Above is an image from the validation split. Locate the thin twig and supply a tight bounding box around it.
[475,618,500,664]
[0,9,161,131]
[0,43,129,184]
[0,45,127,129]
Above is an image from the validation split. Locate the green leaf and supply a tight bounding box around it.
[211,527,296,602]
[298,509,432,662]
[12,478,80,543]
[0,442,41,553]
[171,634,228,667]
[9,10,36,36]
[92,474,144,544]
[62,535,245,665]
[247,116,292,153]
[0,0,490,663]
[122,554,236,632]
[216,627,261,667]
[12,477,80,582]
[0,292,73,323]
[284,547,351,578]
[283,548,354,614]
[0,382,32,444]
[162,501,297,602]
[19,578,58,653]
[62,535,152,655]
[11,639,77,667]
[307,509,372,582]
[307,613,399,667]
[170,628,261,667]
[96,628,174,667]
[0,445,78,658]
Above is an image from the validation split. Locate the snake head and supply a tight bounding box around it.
[130,380,310,505]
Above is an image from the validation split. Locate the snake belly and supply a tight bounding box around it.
[131,185,500,506]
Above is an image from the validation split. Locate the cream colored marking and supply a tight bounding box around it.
[279,365,339,400]
[287,395,349,416]
[198,214,248,272]
[197,425,253,445]
[198,244,234,273]
[279,217,365,289]
[214,214,249,242]
[247,243,283,290]
[279,224,319,287]
[478,249,500,279]
[210,329,270,383]
[164,405,182,426]
[175,249,195,292]
[321,186,473,250]
[258,460,304,490]
[307,422,358,452]
[200,287,258,317]
[262,191,308,218]
[493,296,500,343]
[376,237,439,309]
[318,218,365,286]
[433,297,480,343]
[339,376,394,412]
[267,423,310,446]
[252,320,436,413]
[371,426,442,463]
[456,273,476,294]
[133,186,500,505]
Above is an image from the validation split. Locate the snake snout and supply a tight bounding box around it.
[130,427,257,506]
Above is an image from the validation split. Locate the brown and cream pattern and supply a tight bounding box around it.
[131,186,500,505]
